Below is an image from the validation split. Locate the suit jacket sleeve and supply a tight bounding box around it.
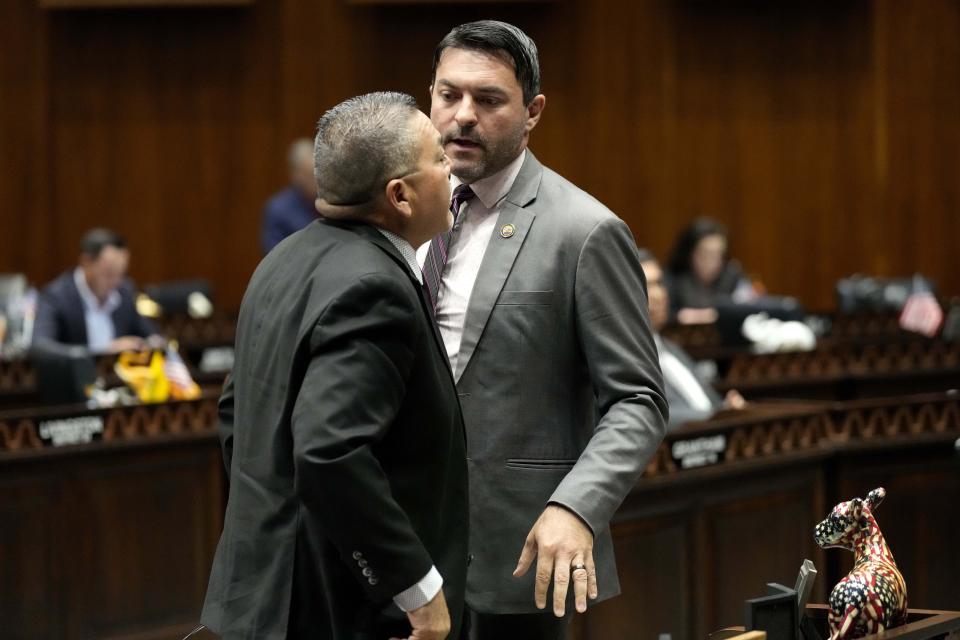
[662,337,723,410]
[549,217,669,533]
[31,289,61,345]
[217,373,235,475]
[663,393,714,429]
[291,272,434,602]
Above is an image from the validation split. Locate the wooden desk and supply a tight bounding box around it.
[716,341,960,401]
[0,350,227,411]
[0,396,224,640]
[572,393,960,640]
[3,390,957,639]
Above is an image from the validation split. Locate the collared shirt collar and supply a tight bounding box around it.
[451,149,526,210]
[376,229,423,284]
[74,267,121,314]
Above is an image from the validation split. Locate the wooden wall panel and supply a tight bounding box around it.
[1,1,958,310]
[582,514,695,640]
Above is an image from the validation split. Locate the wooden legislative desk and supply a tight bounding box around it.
[716,341,960,401]
[572,392,960,640]
[2,381,958,638]
[0,395,224,640]
[661,312,960,401]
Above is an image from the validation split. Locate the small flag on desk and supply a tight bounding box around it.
[164,342,201,400]
[899,276,943,338]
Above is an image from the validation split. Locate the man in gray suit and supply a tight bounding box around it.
[422,20,668,638]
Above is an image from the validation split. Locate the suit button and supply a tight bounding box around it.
[358,559,368,568]
[369,577,378,585]
[362,567,373,577]
[352,551,362,560]
[467,554,474,567]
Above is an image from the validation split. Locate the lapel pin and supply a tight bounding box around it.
[500,224,516,239]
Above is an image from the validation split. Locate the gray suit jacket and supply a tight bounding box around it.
[455,151,668,613]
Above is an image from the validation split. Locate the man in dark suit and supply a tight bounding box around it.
[422,21,668,638]
[32,228,160,354]
[638,248,746,428]
[201,92,468,640]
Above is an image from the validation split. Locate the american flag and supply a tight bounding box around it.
[899,277,943,338]
[164,344,200,399]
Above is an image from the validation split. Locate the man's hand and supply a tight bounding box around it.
[145,334,167,351]
[392,588,450,640]
[723,389,747,410]
[513,505,597,617]
[108,336,147,353]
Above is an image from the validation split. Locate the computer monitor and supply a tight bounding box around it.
[794,559,817,621]
[31,344,97,406]
[745,583,798,640]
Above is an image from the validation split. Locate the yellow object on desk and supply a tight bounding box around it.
[114,350,170,403]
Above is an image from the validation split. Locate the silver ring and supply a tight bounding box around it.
[571,563,586,572]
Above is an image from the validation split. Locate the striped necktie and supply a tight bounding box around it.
[423,184,475,314]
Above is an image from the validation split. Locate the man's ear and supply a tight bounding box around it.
[525,94,546,133]
[385,178,414,220]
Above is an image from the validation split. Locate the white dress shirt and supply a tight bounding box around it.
[655,335,714,412]
[375,228,442,612]
[416,150,527,375]
[74,267,120,353]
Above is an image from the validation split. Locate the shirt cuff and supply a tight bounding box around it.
[393,566,443,612]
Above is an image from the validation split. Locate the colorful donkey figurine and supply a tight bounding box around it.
[814,487,908,640]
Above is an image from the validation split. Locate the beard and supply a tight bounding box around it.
[442,122,526,183]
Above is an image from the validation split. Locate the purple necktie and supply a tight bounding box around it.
[423,184,475,315]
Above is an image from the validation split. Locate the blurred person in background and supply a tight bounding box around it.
[32,228,161,354]
[261,138,320,254]
[639,248,746,429]
[666,217,759,324]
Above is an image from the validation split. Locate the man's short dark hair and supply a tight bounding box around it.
[80,228,126,259]
[431,20,541,105]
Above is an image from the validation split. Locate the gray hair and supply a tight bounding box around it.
[313,92,421,206]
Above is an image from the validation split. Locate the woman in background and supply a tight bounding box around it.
[666,217,758,324]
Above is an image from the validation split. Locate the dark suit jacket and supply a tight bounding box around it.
[658,336,722,429]
[261,186,318,254]
[201,220,468,639]
[32,270,157,349]
[666,260,747,313]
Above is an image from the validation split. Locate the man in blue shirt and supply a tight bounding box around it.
[260,138,319,254]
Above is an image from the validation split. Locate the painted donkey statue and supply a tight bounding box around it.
[814,487,908,639]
